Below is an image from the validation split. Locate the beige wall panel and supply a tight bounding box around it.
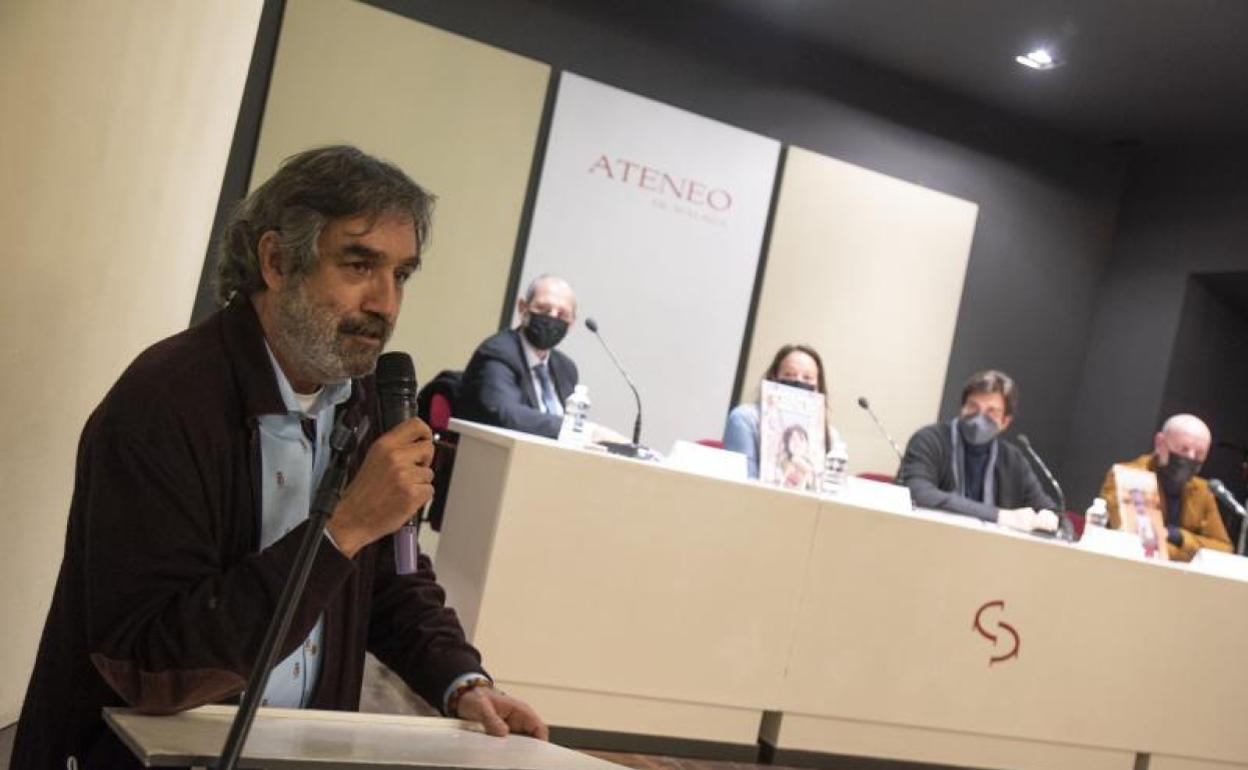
[0,0,262,724]
[252,0,549,381]
[745,147,978,477]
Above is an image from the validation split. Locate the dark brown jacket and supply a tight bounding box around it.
[1100,453,1233,562]
[13,299,483,769]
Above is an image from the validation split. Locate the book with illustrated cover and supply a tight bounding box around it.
[759,381,826,492]
[1111,464,1169,561]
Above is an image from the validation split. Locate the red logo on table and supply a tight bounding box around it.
[972,600,1020,666]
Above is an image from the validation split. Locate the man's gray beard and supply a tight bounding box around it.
[271,280,387,384]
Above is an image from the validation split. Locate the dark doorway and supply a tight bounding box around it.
[1159,271,1248,548]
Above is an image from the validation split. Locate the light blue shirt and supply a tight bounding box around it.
[723,401,844,481]
[255,346,489,714]
[257,346,351,708]
[723,403,762,478]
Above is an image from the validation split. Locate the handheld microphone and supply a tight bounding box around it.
[377,351,419,430]
[856,396,904,461]
[376,352,422,574]
[585,318,642,447]
[1016,434,1066,515]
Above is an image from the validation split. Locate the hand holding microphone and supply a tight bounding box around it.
[326,352,432,570]
[327,419,434,559]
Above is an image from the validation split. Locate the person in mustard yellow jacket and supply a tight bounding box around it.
[1099,414,1232,561]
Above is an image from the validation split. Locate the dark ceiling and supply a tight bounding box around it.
[713,0,1248,148]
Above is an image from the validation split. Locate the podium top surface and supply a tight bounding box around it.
[104,705,624,770]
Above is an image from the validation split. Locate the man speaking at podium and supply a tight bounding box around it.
[13,146,546,769]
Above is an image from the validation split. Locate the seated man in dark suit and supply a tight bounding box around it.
[460,275,582,438]
[897,369,1059,533]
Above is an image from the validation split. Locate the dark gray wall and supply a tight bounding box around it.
[364,0,1126,479]
[1063,146,1248,509]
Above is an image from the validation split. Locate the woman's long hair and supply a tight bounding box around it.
[762,343,828,395]
[756,343,833,448]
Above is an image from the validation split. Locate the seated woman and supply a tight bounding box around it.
[723,343,841,479]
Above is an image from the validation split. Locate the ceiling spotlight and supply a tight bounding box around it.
[1015,48,1062,70]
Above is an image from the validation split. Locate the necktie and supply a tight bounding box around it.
[534,362,562,416]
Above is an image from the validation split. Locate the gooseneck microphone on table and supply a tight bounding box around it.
[1016,434,1073,541]
[585,317,643,450]
[376,352,423,575]
[857,396,904,462]
[218,410,368,770]
[1208,479,1248,555]
[1016,434,1065,514]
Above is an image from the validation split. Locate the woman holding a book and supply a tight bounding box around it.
[722,343,841,480]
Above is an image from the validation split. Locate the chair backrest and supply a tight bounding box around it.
[415,370,463,532]
[416,369,462,428]
[429,392,452,433]
[696,438,726,450]
[856,472,896,484]
[1066,510,1086,540]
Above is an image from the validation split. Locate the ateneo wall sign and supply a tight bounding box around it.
[518,72,781,453]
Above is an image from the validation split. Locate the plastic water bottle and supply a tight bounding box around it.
[557,384,591,447]
[820,440,849,494]
[1085,497,1109,528]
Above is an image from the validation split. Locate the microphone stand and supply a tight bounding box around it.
[216,413,367,770]
[856,397,904,462]
[1210,480,1248,556]
[586,319,643,457]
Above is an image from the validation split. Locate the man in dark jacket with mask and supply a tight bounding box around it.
[898,370,1059,533]
[459,275,584,439]
[1099,413,1231,561]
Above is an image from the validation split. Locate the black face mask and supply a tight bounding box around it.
[775,378,816,392]
[958,412,1000,446]
[522,313,568,351]
[1158,453,1202,494]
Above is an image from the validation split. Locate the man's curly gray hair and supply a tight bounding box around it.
[215,145,434,305]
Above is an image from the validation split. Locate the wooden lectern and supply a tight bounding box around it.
[105,704,623,770]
